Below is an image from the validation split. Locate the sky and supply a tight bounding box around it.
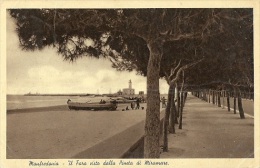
[6,13,168,95]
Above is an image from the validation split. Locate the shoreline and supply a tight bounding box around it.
[7,105,69,114]
[7,103,142,114]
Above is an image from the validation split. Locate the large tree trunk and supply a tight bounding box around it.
[169,85,177,133]
[212,91,215,104]
[174,86,179,124]
[144,41,162,158]
[184,92,188,104]
[204,90,207,101]
[234,90,237,114]
[217,91,221,107]
[222,90,225,109]
[162,84,174,152]
[227,91,230,111]
[176,85,180,118]
[179,92,183,129]
[179,71,185,129]
[208,90,211,103]
[237,89,245,119]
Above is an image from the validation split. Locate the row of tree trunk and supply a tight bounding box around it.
[192,89,246,119]
[162,87,249,154]
[161,87,249,155]
[194,90,254,100]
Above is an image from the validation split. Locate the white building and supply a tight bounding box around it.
[123,80,135,95]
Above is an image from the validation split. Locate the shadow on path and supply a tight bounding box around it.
[161,94,254,158]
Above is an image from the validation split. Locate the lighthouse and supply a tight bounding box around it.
[122,79,135,95]
[129,80,132,89]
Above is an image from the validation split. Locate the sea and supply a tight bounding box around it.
[6,95,109,110]
[7,94,167,111]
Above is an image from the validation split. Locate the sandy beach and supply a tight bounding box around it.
[7,103,147,159]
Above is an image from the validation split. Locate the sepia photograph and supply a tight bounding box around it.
[1,1,259,168]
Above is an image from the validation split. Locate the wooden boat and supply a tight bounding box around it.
[109,97,136,104]
[67,100,117,111]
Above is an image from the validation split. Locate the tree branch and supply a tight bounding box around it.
[169,60,182,80]
[170,58,204,85]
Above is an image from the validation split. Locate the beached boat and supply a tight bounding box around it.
[67,100,117,111]
[109,97,136,104]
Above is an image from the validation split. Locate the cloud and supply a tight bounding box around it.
[8,61,169,94]
[28,66,60,79]
[24,65,97,93]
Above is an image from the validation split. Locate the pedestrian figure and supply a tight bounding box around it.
[161,97,166,108]
[131,102,135,110]
[135,98,140,109]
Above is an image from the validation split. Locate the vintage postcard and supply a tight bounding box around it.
[0,1,259,168]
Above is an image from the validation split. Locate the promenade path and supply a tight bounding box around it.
[160,94,254,158]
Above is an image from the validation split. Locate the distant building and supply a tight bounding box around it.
[139,91,144,96]
[123,80,135,95]
[117,89,123,95]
